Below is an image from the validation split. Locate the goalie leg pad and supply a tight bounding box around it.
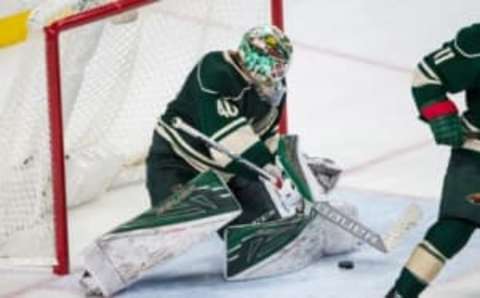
[224,202,359,281]
[225,214,318,281]
[81,171,241,297]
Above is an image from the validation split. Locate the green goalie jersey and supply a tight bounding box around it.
[412,23,480,128]
[156,51,284,178]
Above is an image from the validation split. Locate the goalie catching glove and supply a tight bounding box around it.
[262,151,342,218]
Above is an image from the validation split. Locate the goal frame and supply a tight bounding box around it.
[44,0,286,275]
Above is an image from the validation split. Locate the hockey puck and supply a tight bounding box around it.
[338,260,354,270]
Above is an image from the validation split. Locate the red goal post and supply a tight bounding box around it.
[42,0,287,275]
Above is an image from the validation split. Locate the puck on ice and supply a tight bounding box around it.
[338,260,354,270]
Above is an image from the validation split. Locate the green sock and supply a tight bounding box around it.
[394,268,427,298]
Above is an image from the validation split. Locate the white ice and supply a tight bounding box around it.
[1,1,480,297]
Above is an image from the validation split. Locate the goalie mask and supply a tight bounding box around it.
[238,25,293,86]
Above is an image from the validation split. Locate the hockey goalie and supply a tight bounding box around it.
[80,25,358,296]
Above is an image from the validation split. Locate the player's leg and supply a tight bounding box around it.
[215,175,284,242]
[223,136,358,280]
[223,185,359,280]
[227,176,281,224]
[146,132,198,206]
[387,218,475,298]
[80,134,241,296]
[387,148,480,298]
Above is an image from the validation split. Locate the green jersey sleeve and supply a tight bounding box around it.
[196,52,274,175]
[412,24,480,110]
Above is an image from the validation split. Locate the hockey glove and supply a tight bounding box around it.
[420,99,466,148]
[263,163,304,216]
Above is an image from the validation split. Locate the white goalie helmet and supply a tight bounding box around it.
[238,25,293,86]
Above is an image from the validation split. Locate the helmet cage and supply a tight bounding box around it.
[238,26,292,86]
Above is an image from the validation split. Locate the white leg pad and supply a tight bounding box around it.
[83,242,126,297]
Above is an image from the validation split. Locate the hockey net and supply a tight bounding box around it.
[0,0,284,274]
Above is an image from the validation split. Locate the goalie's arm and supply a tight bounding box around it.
[198,98,274,178]
[196,56,275,178]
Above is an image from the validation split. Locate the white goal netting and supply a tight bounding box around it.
[0,0,276,269]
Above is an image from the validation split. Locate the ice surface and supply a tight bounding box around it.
[2,0,480,297]
[2,190,480,298]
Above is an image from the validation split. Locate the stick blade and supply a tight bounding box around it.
[313,201,388,253]
[382,203,423,252]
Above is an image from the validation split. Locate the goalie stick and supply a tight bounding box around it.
[169,118,279,185]
[171,117,422,253]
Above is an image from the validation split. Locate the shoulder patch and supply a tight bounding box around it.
[454,24,480,58]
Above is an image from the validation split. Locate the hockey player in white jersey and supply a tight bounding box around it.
[80,25,356,296]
